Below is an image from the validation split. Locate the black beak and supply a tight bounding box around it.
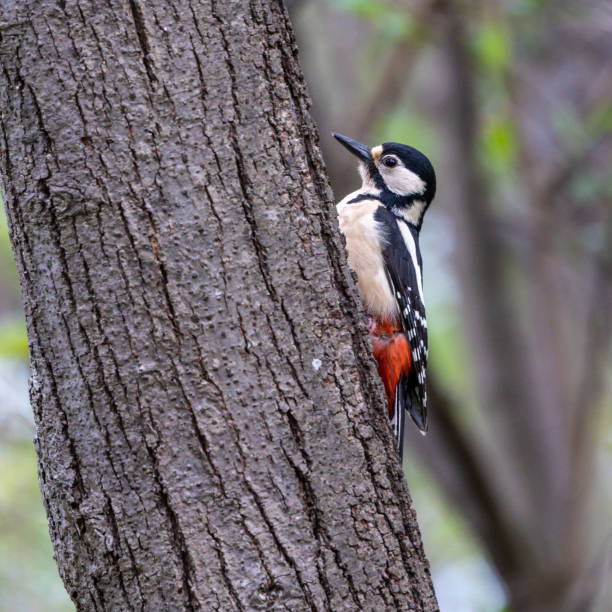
[332,133,372,163]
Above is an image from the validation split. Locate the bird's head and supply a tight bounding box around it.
[333,133,436,229]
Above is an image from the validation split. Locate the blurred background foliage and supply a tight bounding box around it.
[289,0,612,610]
[1,0,611,610]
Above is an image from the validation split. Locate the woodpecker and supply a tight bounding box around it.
[333,133,436,458]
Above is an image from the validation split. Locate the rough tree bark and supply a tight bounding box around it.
[0,1,438,610]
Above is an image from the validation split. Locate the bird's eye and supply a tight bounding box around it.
[382,157,398,168]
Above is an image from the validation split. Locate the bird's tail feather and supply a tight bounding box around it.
[394,375,427,459]
[391,389,406,460]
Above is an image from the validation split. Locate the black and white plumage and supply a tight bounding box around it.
[333,133,436,457]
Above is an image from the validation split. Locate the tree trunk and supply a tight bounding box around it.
[0,1,438,610]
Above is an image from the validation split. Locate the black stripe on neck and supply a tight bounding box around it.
[346,190,428,231]
[379,189,423,210]
[347,193,383,205]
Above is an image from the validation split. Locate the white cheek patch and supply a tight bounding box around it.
[381,165,426,197]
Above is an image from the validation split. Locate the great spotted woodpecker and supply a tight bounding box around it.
[333,133,436,458]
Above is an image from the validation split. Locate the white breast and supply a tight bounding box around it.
[336,194,397,320]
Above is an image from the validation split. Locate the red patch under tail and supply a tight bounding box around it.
[369,318,412,416]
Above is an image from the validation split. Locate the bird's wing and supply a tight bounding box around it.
[375,207,428,434]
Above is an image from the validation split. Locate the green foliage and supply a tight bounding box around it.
[0,318,29,360]
[403,452,480,564]
[327,0,419,42]
[0,440,73,611]
[553,101,612,208]
[0,202,28,361]
[428,305,468,399]
[332,0,388,20]
[472,20,512,76]
[480,114,518,175]
[588,102,612,135]
[372,110,438,161]
[0,198,12,256]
